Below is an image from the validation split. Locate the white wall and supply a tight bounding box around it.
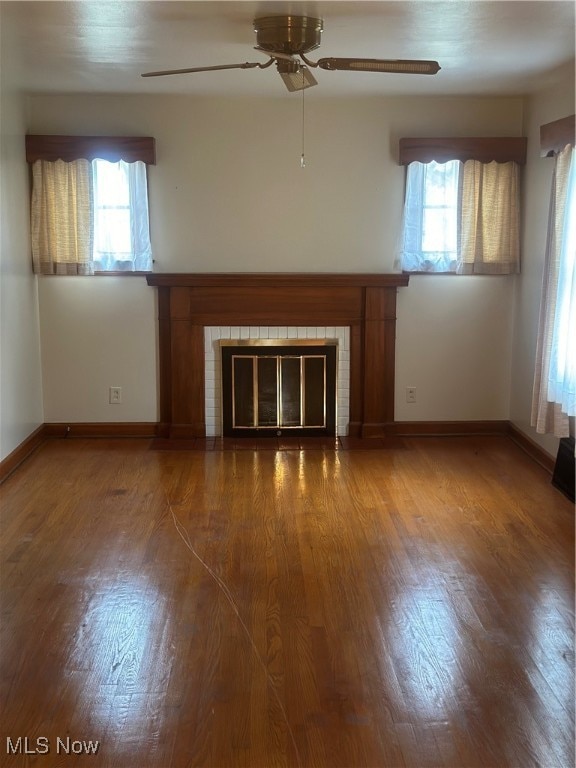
[510,60,575,456]
[28,93,524,426]
[38,278,157,422]
[0,20,44,460]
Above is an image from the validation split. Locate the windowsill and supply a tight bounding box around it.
[402,271,458,276]
[37,271,154,277]
[94,271,153,276]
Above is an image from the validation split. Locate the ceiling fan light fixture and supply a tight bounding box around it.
[279,66,317,92]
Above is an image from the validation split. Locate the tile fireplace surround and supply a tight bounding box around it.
[146,273,409,439]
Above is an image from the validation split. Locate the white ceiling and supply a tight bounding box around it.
[2,0,575,98]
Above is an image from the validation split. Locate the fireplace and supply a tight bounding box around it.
[205,326,349,437]
[146,273,409,439]
[221,340,337,437]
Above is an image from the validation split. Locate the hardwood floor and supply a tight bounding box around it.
[0,436,573,768]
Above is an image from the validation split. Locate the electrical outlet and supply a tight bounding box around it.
[406,386,417,403]
[109,386,122,404]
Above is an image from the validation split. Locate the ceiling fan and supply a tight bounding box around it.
[141,15,441,92]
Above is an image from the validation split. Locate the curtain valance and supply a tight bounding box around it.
[25,135,156,164]
[399,137,527,166]
[540,115,575,157]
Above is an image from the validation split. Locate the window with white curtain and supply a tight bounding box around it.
[399,160,460,272]
[91,159,152,272]
[31,158,152,275]
[548,150,576,416]
[398,159,521,275]
[532,143,576,435]
[27,135,155,275]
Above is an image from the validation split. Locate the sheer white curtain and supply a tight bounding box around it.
[399,160,459,272]
[531,144,576,436]
[91,160,152,272]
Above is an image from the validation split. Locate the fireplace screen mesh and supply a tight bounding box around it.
[221,342,337,437]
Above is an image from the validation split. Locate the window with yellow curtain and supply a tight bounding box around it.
[397,137,526,274]
[31,159,93,275]
[26,134,155,275]
[30,158,152,275]
[398,159,520,274]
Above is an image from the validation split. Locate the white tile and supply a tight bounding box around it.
[204,324,351,440]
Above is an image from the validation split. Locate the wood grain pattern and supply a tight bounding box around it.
[25,135,156,164]
[0,436,572,767]
[399,137,528,165]
[147,274,409,439]
[147,274,410,289]
[540,115,575,157]
[0,425,46,483]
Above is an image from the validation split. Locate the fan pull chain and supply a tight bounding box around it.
[300,69,306,168]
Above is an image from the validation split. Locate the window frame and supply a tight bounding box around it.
[25,135,156,276]
[398,136,526,275]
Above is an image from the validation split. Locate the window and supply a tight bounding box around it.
[548,150,576,415]
[400,160,460,272]
[92,159,152,272]
[532,142,576,435]
[26,135,155,275]
[399,159,520,274]
[397,136,526,275]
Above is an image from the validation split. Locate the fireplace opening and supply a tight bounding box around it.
[221,340,337,437]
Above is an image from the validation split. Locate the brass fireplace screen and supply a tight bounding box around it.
[220,341,337,437]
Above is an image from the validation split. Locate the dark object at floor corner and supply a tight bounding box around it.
[552,436,575,503]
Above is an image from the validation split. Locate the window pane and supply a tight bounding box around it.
[424,161,459,205]
[91,159,152,271]
[93,209,132,255]
[422,207,458,253]
[93,160,130,206]
[399,160,459,273]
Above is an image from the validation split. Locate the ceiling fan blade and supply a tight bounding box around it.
[316,58,441,75]
[141,61,266,78]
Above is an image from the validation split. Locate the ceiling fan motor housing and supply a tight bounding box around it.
[253,16,323,56]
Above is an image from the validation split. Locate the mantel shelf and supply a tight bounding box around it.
[146,273,409,289]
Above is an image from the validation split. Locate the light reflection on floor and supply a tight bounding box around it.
[68,576,170,727]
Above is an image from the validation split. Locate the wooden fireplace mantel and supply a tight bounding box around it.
[146,273,409,439]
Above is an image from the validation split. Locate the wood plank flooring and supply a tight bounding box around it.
[0,436,573,768]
